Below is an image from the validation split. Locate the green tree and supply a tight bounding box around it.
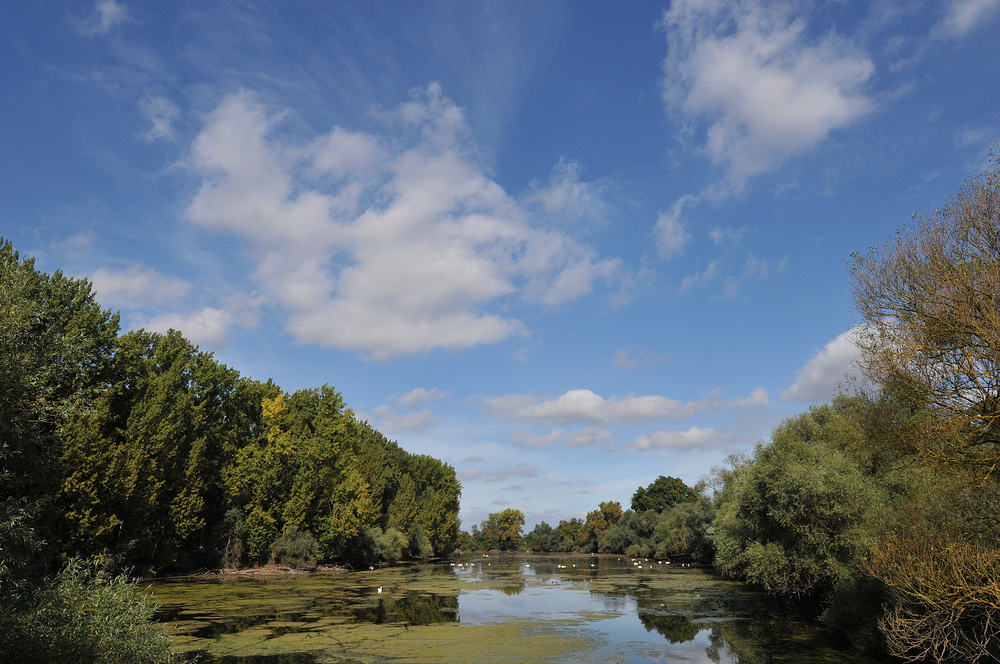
[713,406,886,596]
[631,476,698,513]
[525,521,556,551]
[0,239,119,582]
[583,501,623,552]
[477,509,525,551]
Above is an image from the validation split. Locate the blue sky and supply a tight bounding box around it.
[3,0,999,529]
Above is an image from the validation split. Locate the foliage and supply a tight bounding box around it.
[0,238,119,584]
[712,404,887,596]
[474,509,525,550]
[631,475,699,513]
[0,560,176,664]
[865,530,1000,663]
[0,237,461,578]
[524,521,555,551]
[269,525,319,567]
[851,152,1000,484]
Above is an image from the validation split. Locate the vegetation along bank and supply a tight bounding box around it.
[4,155,1000,662]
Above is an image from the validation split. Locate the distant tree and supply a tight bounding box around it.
[477,509,525,551]
[525,521,555,551]
[584,501,623,552]
[631,476,698,513]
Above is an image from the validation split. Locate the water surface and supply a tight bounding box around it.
[150,554,889,663]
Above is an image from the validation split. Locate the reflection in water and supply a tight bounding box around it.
[152,556,888,664]
[351,590,458,625]
[638,611,699,644]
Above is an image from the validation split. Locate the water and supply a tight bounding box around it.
[150,554,890,663]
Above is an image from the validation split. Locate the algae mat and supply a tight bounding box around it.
[150,555,891,663]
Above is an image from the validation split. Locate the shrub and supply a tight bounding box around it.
[269,525,319,567]
[0,560,177,664]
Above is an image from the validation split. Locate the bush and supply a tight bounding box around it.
[0,560,177,664]
[269,525,319,567]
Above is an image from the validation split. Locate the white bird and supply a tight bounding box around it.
[377,586,383,594]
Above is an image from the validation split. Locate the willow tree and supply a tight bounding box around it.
[851,154,1000,484]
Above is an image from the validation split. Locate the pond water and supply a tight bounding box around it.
[150,554,890,663]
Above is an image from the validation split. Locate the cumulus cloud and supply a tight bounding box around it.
[183,85,621,360]
[630,426,726,451]
[90,264,190,309]
[935,0,999,38]
[483,386,768,427]
[660,0,874,192]
[139,97,180,142]
[780,327,862,402]
[145,306,240,350]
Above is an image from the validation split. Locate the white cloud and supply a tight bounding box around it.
[141,293,260,350]
[139,97,180,142]
[654,195,696,259]
[483,387,768,427]
[709,226,747,245]
[630,426,726,451]
[510,428,565,449]
[679,259,721,293]
[935,0,999,38]
[527,158,606,225]
[660,0,874,192]
[613,348,668,369]
[183,85,622,360]
[90,264,190,309]
[145,307,238,350]
[389,387,450,410]
[77,0,128,35]
[369,405,437,433]
[565,426,614,449]
[459,465,538,483]
[780,327,862,402]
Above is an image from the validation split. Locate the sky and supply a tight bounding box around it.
[3,0,999,530]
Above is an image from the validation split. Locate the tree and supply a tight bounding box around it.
[631,476,698,513]
[713,407,885,596]
[0,239,119,584]
[583,501,623,552]
[477,509,525,551]
[851,152,1000,484]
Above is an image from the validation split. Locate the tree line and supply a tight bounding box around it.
[0,240,461,660]
[467,155,1000,663]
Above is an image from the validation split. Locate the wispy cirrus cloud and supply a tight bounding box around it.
[613,348,668,369]
[934,0,999,38]
[76,0,129,35]
[139,97,180,142]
